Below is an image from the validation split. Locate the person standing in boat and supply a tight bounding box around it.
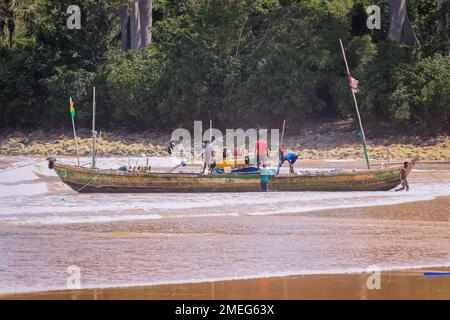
[255,135,269,168]
[201,140,215,174]
[167,141,176,155]
[260,163,271,192]
[277,148,299,174]
[395,162,410,192]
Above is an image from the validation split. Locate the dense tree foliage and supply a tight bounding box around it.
[0,0,449,134]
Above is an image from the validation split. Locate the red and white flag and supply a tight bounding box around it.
[348,75,360,93]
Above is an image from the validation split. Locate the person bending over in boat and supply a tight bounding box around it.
[201,140,215,174]
[167,136,183,156]
[277,149,299,174]
[260,163,271,192]
[395,162,410,192]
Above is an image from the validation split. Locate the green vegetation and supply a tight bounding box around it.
[0,0,449,134]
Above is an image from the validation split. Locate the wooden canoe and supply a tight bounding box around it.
[48,158,416,193]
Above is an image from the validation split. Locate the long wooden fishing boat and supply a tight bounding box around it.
[52,79,416,194]
[48,158,416,193]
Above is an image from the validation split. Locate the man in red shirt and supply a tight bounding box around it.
[255,138,268,168]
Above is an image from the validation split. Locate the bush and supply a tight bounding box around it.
[391,54,450,134]
[44,67,95,127]
[95,50,163,129]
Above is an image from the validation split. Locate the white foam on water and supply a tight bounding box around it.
[0,190,410,216]
[0,201,157,215]
[7,212,243,225]
[0,190,373,215]
[10,214,162,225]
[2,262,450,295]
[247,184,450,216]
[0,182,49,197]
[166,213,240,219]
[0,161,45,183]
[1,182,450,224]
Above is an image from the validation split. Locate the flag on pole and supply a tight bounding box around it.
[348,75,360,93]
[69,97,75,118]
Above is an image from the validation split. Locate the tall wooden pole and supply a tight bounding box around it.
[91,87,97,169]
[339,39,370,169]
[280,119,286,150]
[70,97,80,166]
[209,119,212,142]
[387,145,390,166]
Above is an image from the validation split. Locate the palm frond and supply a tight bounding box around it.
[0,0,21,19]
[22,3,37,30]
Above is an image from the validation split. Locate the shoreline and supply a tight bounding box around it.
[1,123,450,160]
[2,267,450,300]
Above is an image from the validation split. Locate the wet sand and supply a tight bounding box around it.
[2,268,450,300]
[2,196,450,300]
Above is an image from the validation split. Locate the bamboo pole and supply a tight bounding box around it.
[339,39,370,169]
[96,130,102,160]
[70,97,80,166]
[387,145,390,166]
[276,120,287,174]
[209,119,212,142]
[166,161,185,173]
[280,119,286,150]
[91,87,97,169]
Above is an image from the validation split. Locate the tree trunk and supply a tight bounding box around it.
[7,18,14,48]
[8,30,13,48]
[119,2,131,51]
[130,0,141,50]
[388,0,420,47]
[438,0,450,57]
[139,0,153,48]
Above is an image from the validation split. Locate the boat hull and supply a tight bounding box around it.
[51,162,408,193]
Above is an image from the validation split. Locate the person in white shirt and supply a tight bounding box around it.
[201,140,214,174]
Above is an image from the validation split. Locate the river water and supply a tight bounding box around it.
[1,156,450,294]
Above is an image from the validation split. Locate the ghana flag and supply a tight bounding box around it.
[69,97,75,118]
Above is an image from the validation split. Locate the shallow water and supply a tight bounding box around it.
[1,156,450,294]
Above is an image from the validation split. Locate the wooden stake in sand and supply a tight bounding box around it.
[339,39,370,169]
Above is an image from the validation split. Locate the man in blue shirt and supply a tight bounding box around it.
[278,148,299,174]
[260,163,271,192]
